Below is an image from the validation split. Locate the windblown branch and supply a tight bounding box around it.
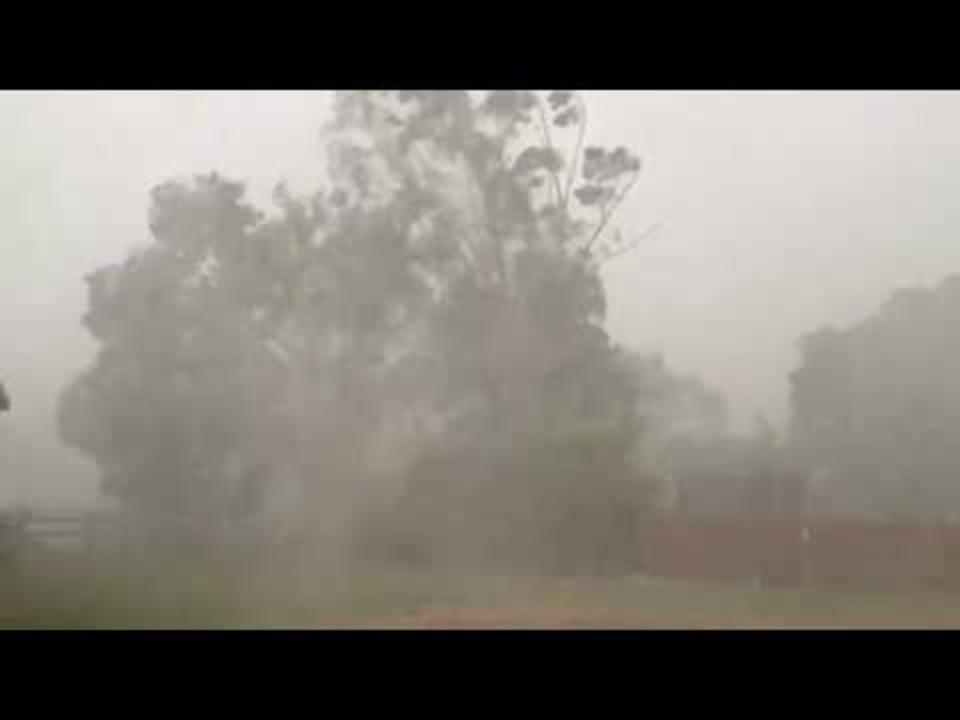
[597,221,664,265]
[562,95,588,211]
[582,170,641,256]
[534,96,565,207]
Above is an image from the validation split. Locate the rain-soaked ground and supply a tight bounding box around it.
[3,550,960,629]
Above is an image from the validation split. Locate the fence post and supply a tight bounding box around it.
[800,525,812,588]
[939,520,953,590]
[83,514,93,556]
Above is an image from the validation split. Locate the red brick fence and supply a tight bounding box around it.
[642,516,960,591]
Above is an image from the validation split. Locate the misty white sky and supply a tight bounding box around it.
[4,90,960,506]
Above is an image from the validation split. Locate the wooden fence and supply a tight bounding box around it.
[643,515,960,591]
[7,507,960,592]
[0,509,119,558]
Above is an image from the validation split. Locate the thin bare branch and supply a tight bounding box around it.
[597,221,664,265]
[562,94,588,211]
[534,95,565,207]
[582,170,641,256]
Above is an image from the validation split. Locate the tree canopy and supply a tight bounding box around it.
[790,274,960,520]
[59,91,660,561]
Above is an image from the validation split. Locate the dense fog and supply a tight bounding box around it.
[5,93,960,630]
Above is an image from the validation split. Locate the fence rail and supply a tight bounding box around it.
[0,509,119,557]
[643,515,960,591]
[6,507,960,591]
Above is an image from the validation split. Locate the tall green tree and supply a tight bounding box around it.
[59,176,282,533]
[791,274,960,520]
[321,91,647,443]
[60,91,654,556]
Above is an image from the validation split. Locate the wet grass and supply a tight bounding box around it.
[3,552,960,628]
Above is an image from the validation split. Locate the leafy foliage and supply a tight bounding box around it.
[791,274,960,520]
[60,92,653,564]
[355,431,655,575]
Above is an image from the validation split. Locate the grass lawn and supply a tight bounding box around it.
[3,551,960,629]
